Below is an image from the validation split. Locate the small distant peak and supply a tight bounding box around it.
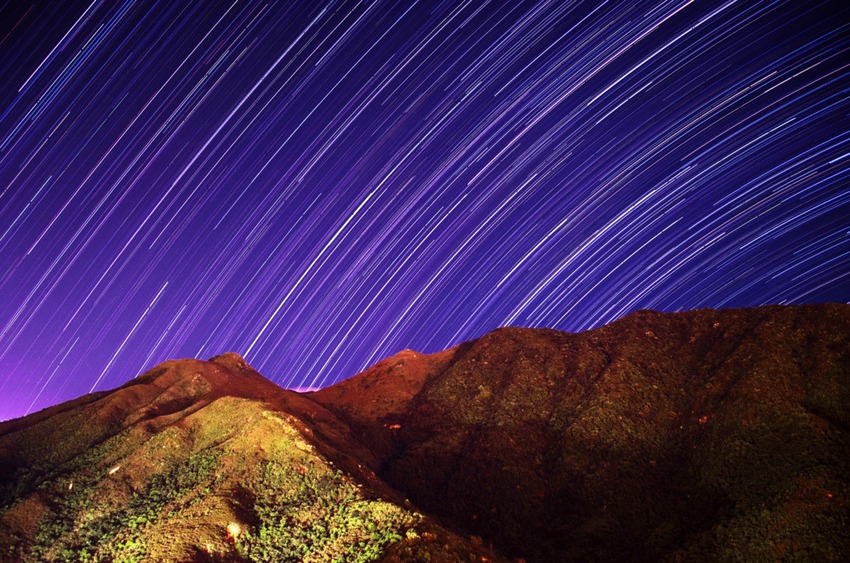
[209,352,252,372]
[289,385,321,393]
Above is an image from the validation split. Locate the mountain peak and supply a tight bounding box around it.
[208,351,252,372]
[392,348,420,359]
[130,353,284,406]
[310,345,457,429]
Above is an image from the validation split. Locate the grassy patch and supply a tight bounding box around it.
[236,453,416,562]
[22,448,221,562]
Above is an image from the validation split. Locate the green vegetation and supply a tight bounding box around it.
[4,396,419,562]
[23,448,222,562]
[1,427,134,511]
[235,431,417,562]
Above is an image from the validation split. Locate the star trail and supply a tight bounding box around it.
[0,0,848,421]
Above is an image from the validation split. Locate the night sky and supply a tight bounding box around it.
[1,1,848,421]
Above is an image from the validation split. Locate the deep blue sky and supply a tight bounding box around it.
[1,0,848,421]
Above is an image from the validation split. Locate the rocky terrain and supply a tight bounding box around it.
[2,303,849,561]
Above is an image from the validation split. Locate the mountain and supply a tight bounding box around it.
[2,304,849,561]
[0,353,497,562]
[312,303,850,560]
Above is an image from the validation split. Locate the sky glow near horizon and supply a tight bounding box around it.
[0,0,848,421]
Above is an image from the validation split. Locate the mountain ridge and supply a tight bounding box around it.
[1,303,849,561]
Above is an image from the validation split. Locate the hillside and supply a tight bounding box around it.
[310,303,850,561]
[2,304,849,561]
[0,354,500,562]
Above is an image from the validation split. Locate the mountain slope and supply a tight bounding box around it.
[311,303,850,561]
[0,353,501,562]
[1,304,848,561]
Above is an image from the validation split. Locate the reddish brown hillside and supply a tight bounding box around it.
[308,347,457,461]
[0,353,504,562]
